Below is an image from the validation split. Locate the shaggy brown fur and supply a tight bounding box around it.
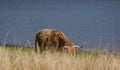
[35,29,76,54]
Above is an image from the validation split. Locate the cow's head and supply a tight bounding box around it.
[63,45,75,54]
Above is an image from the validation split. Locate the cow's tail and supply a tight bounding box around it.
[35,37,40,52]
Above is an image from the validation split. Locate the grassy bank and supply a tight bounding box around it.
[0,46,120,70]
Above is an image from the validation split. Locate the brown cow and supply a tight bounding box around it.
[35,29,76,54]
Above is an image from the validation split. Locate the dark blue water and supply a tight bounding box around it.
[0,0,120,51]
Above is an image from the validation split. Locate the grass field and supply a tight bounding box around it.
[0,45,120,70]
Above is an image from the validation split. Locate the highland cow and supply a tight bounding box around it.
[35,29,76,54]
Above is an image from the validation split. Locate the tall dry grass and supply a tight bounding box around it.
[0,46,120,70]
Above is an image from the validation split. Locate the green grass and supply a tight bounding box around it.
[0,45,120,70]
